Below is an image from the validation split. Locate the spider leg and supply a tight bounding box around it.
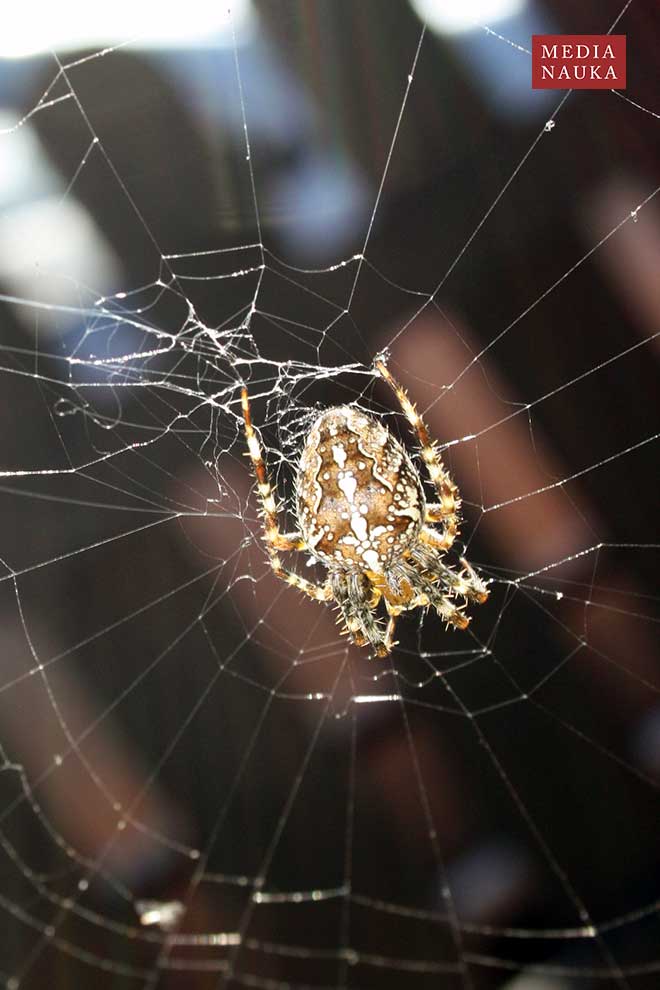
[433,595,470,631]
[343,615,368,648]
[333,573,389,656]
[459,557,490,604]
[425,502,453,524]
[412,540,489,606]
[433,553,489,604]
[383,616,398,654]
[241,387,330,603]
[270,559,332,602]
[396,550,471,630]
[375,359,460,553]
[241,388,305,551]
[419,523,454,555]
[382,599,401,654]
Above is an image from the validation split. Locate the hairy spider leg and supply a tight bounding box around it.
[418,527,488,604]
[377,618,397,656]
[458,556,489,603]
[382,601,400,655]
[329,572,389,655]
[387,553,472,632]
[241,387,331,603]
[374,359,460,553]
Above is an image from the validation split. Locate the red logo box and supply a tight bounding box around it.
[532,34,626,89]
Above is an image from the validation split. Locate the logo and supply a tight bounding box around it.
[532,35,626,90]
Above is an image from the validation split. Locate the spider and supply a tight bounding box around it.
[241,357,488,657]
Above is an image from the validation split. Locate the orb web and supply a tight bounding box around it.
[0,2,658,989]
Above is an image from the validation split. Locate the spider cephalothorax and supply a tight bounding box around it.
[241,358,488,657]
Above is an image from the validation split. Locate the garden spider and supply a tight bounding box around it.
[241,356,488,657]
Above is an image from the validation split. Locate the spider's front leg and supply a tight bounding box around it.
[241,387,331,603]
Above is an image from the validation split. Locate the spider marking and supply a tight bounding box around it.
[241,358,488,656]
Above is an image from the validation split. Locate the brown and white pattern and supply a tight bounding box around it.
[241,358,489,657]
[296,406,424,574]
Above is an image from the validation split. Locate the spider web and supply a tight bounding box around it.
[0,1,658,988]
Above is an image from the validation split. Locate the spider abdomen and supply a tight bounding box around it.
[242,359,488,656]
[296,406,425,573]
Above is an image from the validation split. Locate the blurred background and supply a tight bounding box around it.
[0,1,658,987]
